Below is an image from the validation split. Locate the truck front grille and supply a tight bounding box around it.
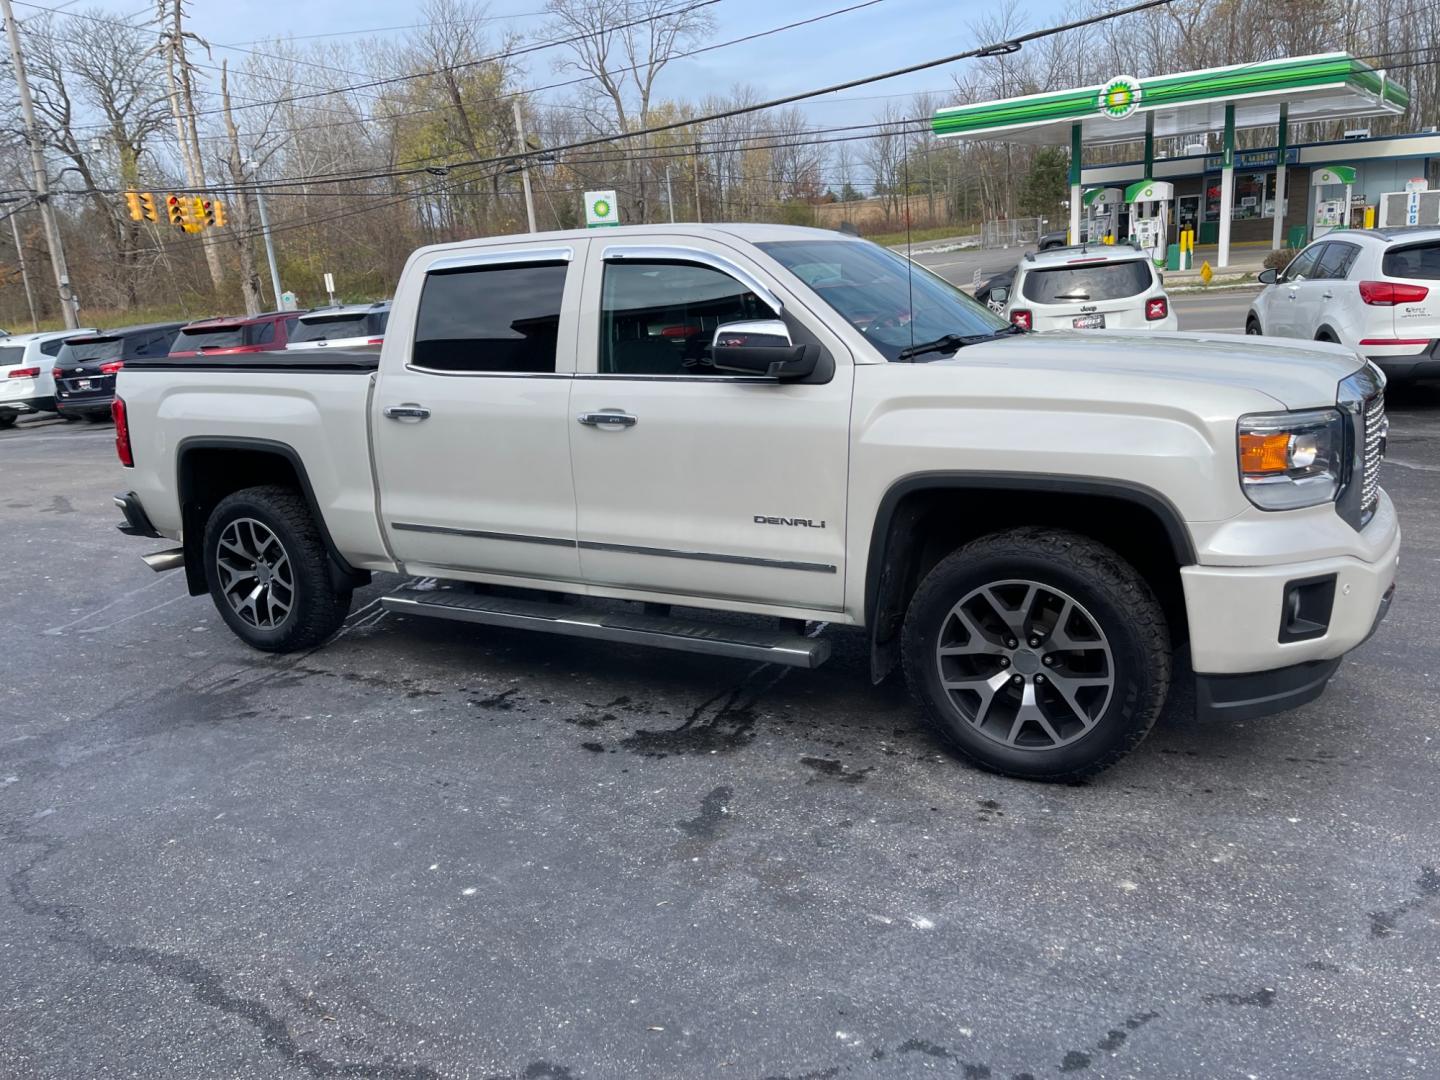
[1361,391,1386,523]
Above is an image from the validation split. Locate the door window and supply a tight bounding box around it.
[599,261,772,375]
[1315,242,1359,280]
[1281,245,1324,282]
[413,262,567,372]
[247,321,277,346]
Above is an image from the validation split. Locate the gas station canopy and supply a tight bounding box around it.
[931,53,1408,145]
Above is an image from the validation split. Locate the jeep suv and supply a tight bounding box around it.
[995,245,1176,332]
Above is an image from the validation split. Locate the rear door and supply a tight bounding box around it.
[372,242,585,583]
[1020,258,1154,330]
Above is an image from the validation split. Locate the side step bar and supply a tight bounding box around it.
[381,587,830,668]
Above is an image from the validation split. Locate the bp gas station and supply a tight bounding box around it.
[932,54,1437,268]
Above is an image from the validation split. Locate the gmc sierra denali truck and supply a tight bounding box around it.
[111,224,1399,781]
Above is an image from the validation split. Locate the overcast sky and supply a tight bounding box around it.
[19,0,1073,124]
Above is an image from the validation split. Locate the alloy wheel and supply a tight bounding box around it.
[934,579,1114,750]
[215,517,295,629]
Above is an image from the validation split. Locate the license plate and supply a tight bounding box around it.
[76,379,92,390]
[1072,314,1105,329]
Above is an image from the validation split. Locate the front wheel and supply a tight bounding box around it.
[203,485,353,652]
[1245,315,1262,335]
[901,528,1171,781]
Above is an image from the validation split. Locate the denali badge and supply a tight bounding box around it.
[754,515,826,528]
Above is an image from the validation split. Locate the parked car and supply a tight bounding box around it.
[112,224,1395,782]
[993,243,1177,332]
[285,302,390,351]
[1039,226,1090,250]
[53,322,184,422]
[1247,226,1440,383]
[0,328,98,428]
[169,311,304,357]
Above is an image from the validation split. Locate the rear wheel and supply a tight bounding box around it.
[203,485,352,652]
[901,528,1171,781]
[0,414,16,430]
[82,413,109,424]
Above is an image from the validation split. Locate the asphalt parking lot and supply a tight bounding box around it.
[3,378,1438,1079]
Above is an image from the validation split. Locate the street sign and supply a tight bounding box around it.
[323,272,336,306]
[1199,260,1213,285]
[584,190,619,228]
[280,290,298,311]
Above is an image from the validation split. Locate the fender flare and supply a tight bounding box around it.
[176,435,365,595]
[862,472,1197,682]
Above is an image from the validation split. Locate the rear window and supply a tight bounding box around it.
[59,338,123,363]
[290,311,386,343]
[172,326,244,351]
[0,346,25,367]
[1021,259,1154,304]
[1382,242,1440,280]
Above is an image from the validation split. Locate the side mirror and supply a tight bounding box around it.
[990,286,1010,305]
[710,319,818,379]
[1257,267,1278,285]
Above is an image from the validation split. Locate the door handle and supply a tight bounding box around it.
[1321,291,1334,299]
[384,404,431,420]
[577,411,637,428]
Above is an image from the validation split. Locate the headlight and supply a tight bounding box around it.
[1237,408,1346,510]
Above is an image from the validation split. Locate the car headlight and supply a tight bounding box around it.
[1237,408,1346,510]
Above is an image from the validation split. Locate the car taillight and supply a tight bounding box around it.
[52,367,63,380]
[1145,296,1169,321]
[112,397,133,467]
[99,360,124,374]
[7,367,40,379]
[1010,309,1032,330]
[1358,280,1430,305]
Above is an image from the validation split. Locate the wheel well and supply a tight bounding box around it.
[866,482,1191,682]
[176,440,364,596]
[1315,326,1337,342]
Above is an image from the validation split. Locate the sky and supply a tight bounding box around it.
[13,0,1074,127]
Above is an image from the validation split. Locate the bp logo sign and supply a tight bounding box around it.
[1097,76,1142,120]
[584,189,619,227]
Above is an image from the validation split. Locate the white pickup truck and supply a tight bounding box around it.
[112,224,1399,780]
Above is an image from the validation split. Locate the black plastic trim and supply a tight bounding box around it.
[1278,573,1337,643]
[126,349,379,373]
[176,436,365,593]
[863,471,1198,629]
[1194,656,1343,723]
[114,491,162,538]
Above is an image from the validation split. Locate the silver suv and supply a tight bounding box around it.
[995,244,1176,333]
[285,302,391,352]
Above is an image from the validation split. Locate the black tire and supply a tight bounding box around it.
[901,528,1171,782]
[1315,330,1336,343]
[203,485,352,652]
[0,414,16,430]
[59,413,81,423]
[82,413,110,424]
[1245,315,1262,335]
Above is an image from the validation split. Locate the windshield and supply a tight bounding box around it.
[290,311,386,343]
[0,346,25,367]
[758,240,1007,362]
[1021,259,1153,303]
[173,326,244,350]
[59,338,123,363]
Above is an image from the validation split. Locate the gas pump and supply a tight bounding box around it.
[1312,165,1357,239]
[1123,178,1174,265]
[1082,187,1122,243]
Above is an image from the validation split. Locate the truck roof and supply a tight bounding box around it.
[410,223,867,261]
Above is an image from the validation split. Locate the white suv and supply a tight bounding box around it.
[1248,227,1440,383]
[0,328,98,428]
[994,244,1176,332]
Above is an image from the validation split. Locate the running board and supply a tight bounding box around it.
[380,588,830,668]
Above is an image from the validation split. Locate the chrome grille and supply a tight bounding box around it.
[1361,391,1386,521]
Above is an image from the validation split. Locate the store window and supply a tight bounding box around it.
[1204,171,1273,221]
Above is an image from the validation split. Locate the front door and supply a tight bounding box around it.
[373,242,586,582]
[567,239,852,613]
[1265,242,1325,338]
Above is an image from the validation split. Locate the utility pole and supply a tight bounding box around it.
[7,209,39,331]
[692,132,703,223]
[665,165,675,223]
[1,0,79,328]
[220,61,263,316]
[512,99,537,233]
[247,167,283,308]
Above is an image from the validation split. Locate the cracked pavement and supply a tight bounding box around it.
[2,386,1439,1079]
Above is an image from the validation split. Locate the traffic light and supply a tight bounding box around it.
[188,196,206,234]
[139,192,158,223]
[209,200,226,228]
[166,194,185,229]
[124,191,142,221]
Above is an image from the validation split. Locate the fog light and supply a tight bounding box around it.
[1279,575,1336,643]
